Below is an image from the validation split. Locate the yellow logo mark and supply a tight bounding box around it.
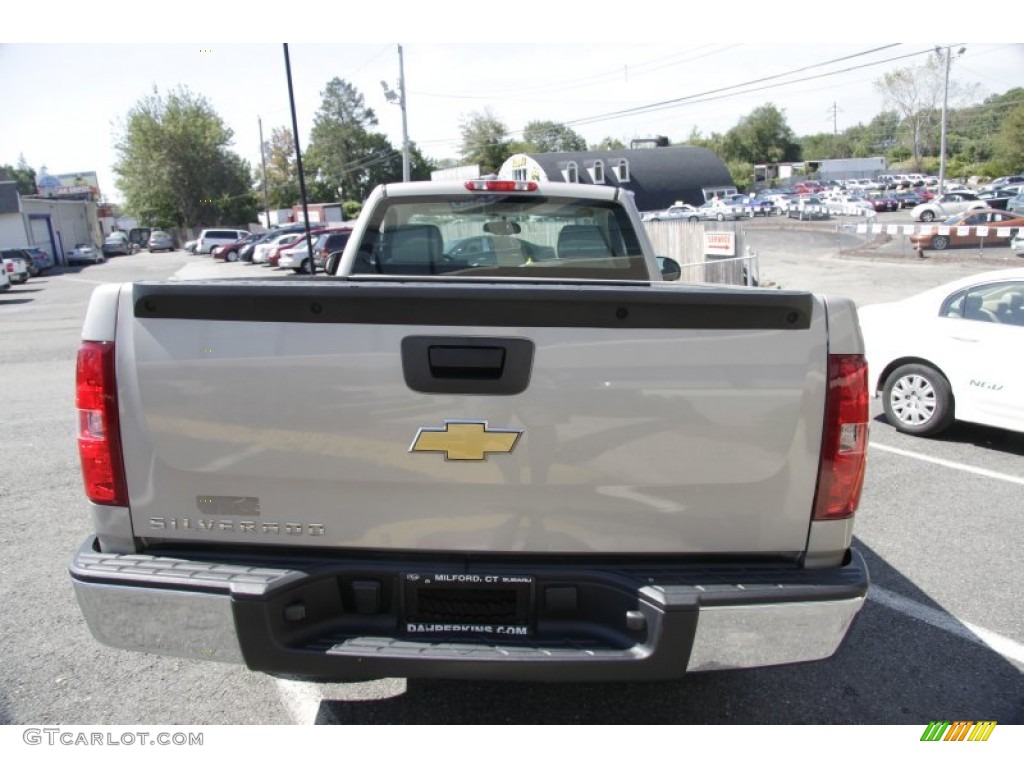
[410,421,522,461]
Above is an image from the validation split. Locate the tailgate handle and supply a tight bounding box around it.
[402,336,534,395]
[429,345,505,379]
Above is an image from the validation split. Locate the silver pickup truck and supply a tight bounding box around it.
[70,179,869,682]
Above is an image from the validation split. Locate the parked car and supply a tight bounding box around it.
[183,239,198,254]
[214,232,263,262]
[67,244,104,265]
[911,192,987,222]
[893,191,927,209]
[643,204,701,222]
[979,175,1024,193]
[787,196,829,220]
[312,229,354,270]
[1,248,40,277]
[909,209,1024,251]
[196,228,250,255]
[2,252,30,283]
[147,230,175,252]
[1008,193,1024,216]
[22,246,53,272]
[252,232,301,264]
[865,193,899,213]
[1012,230,1024,255]
[696,200,744,221]
[0,262,9,292]
[127,228,151,252]
[102,232,133,257]
[859,268,1024,437]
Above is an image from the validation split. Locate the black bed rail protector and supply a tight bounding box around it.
[131,281,813,330]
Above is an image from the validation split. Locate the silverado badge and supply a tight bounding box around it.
[410,420,522,461]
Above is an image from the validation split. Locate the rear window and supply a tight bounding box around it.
[350,194,648,280]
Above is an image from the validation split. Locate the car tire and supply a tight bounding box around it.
[920,210,936,222]
[931,235,950,251]
[688,216,699,223]
[226,251,238,262]
[882,363,955,437]
[298,259,311,274]
[716,213,725,221]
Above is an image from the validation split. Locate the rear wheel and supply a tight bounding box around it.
[919,210,936,222]
[716,213,725,221]
[298,259,311,274]
[931,235,950,251]
[226,251,238,262]
[882,363,954,437]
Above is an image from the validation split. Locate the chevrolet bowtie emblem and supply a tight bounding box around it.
[410,420,523,461]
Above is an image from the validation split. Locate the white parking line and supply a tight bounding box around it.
[869,442,1024,486]
[870,586,1024,666]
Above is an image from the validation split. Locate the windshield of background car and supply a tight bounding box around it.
[349,193,649,280]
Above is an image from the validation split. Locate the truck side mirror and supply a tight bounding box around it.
[657,256,681,281]
[325,251,343,275]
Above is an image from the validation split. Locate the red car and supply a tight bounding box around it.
[213,233,262,262]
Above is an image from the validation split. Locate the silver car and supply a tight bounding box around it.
[147,230,175,252]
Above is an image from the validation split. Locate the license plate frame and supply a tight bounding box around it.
[401,573,535,638]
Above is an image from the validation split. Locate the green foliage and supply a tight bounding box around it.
[721,104,800,164]
[0,155,37,195]
[342,200,362,219]
[264,126,300,209]
[726,161,755,192]
[113,86,255,229]
[458,107,511,174]
[991,101,1024,174]
[305,78,383,203]
[590,137,626,151]
[521,120,587,153]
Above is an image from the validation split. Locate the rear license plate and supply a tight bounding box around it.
[402,573,534,637]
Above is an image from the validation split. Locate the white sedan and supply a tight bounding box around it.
[67,244,105,265]
[911,192,986,222]
[858,268,1024,437]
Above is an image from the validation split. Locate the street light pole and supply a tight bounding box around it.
[257,116,271,230]
[936,45,965,197]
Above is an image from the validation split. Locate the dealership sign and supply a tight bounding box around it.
[703,231,736,256]
[36,171,100,200]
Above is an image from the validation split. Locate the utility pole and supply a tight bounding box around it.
[937,45,966,196]
[257,116,271,230]
[382,44,410,182]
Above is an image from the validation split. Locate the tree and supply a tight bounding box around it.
[0,155,38,195]
[521,120,587,153]
[113,86,255,229]
[991,101,1024,175]
[590,137,626,151]
[305,78,382,202]
[458,107,511,174]
[873,53,947,167]
[264,126,300,209]
[721,104,799,164]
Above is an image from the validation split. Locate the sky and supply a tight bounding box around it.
[2,6,1022,204]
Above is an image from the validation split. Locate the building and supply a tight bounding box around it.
[0,181,101,264]
[498,147,735,212]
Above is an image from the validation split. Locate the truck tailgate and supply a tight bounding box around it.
[115,280,827,555]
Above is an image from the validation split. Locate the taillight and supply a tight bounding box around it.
[464,180,538,192]
[5,263,12,273]
[76,341,128,506]
[813,354,869,520]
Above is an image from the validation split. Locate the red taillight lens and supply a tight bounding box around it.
[464,180,538,192]
[76,341,128,506]
[813,354,869,520]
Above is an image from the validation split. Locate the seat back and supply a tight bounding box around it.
[379,224,444,273]
[557,225,612,260]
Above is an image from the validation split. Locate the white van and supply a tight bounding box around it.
[196,229,249,255]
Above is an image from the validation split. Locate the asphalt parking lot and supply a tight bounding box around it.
[0,242,1020,726]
